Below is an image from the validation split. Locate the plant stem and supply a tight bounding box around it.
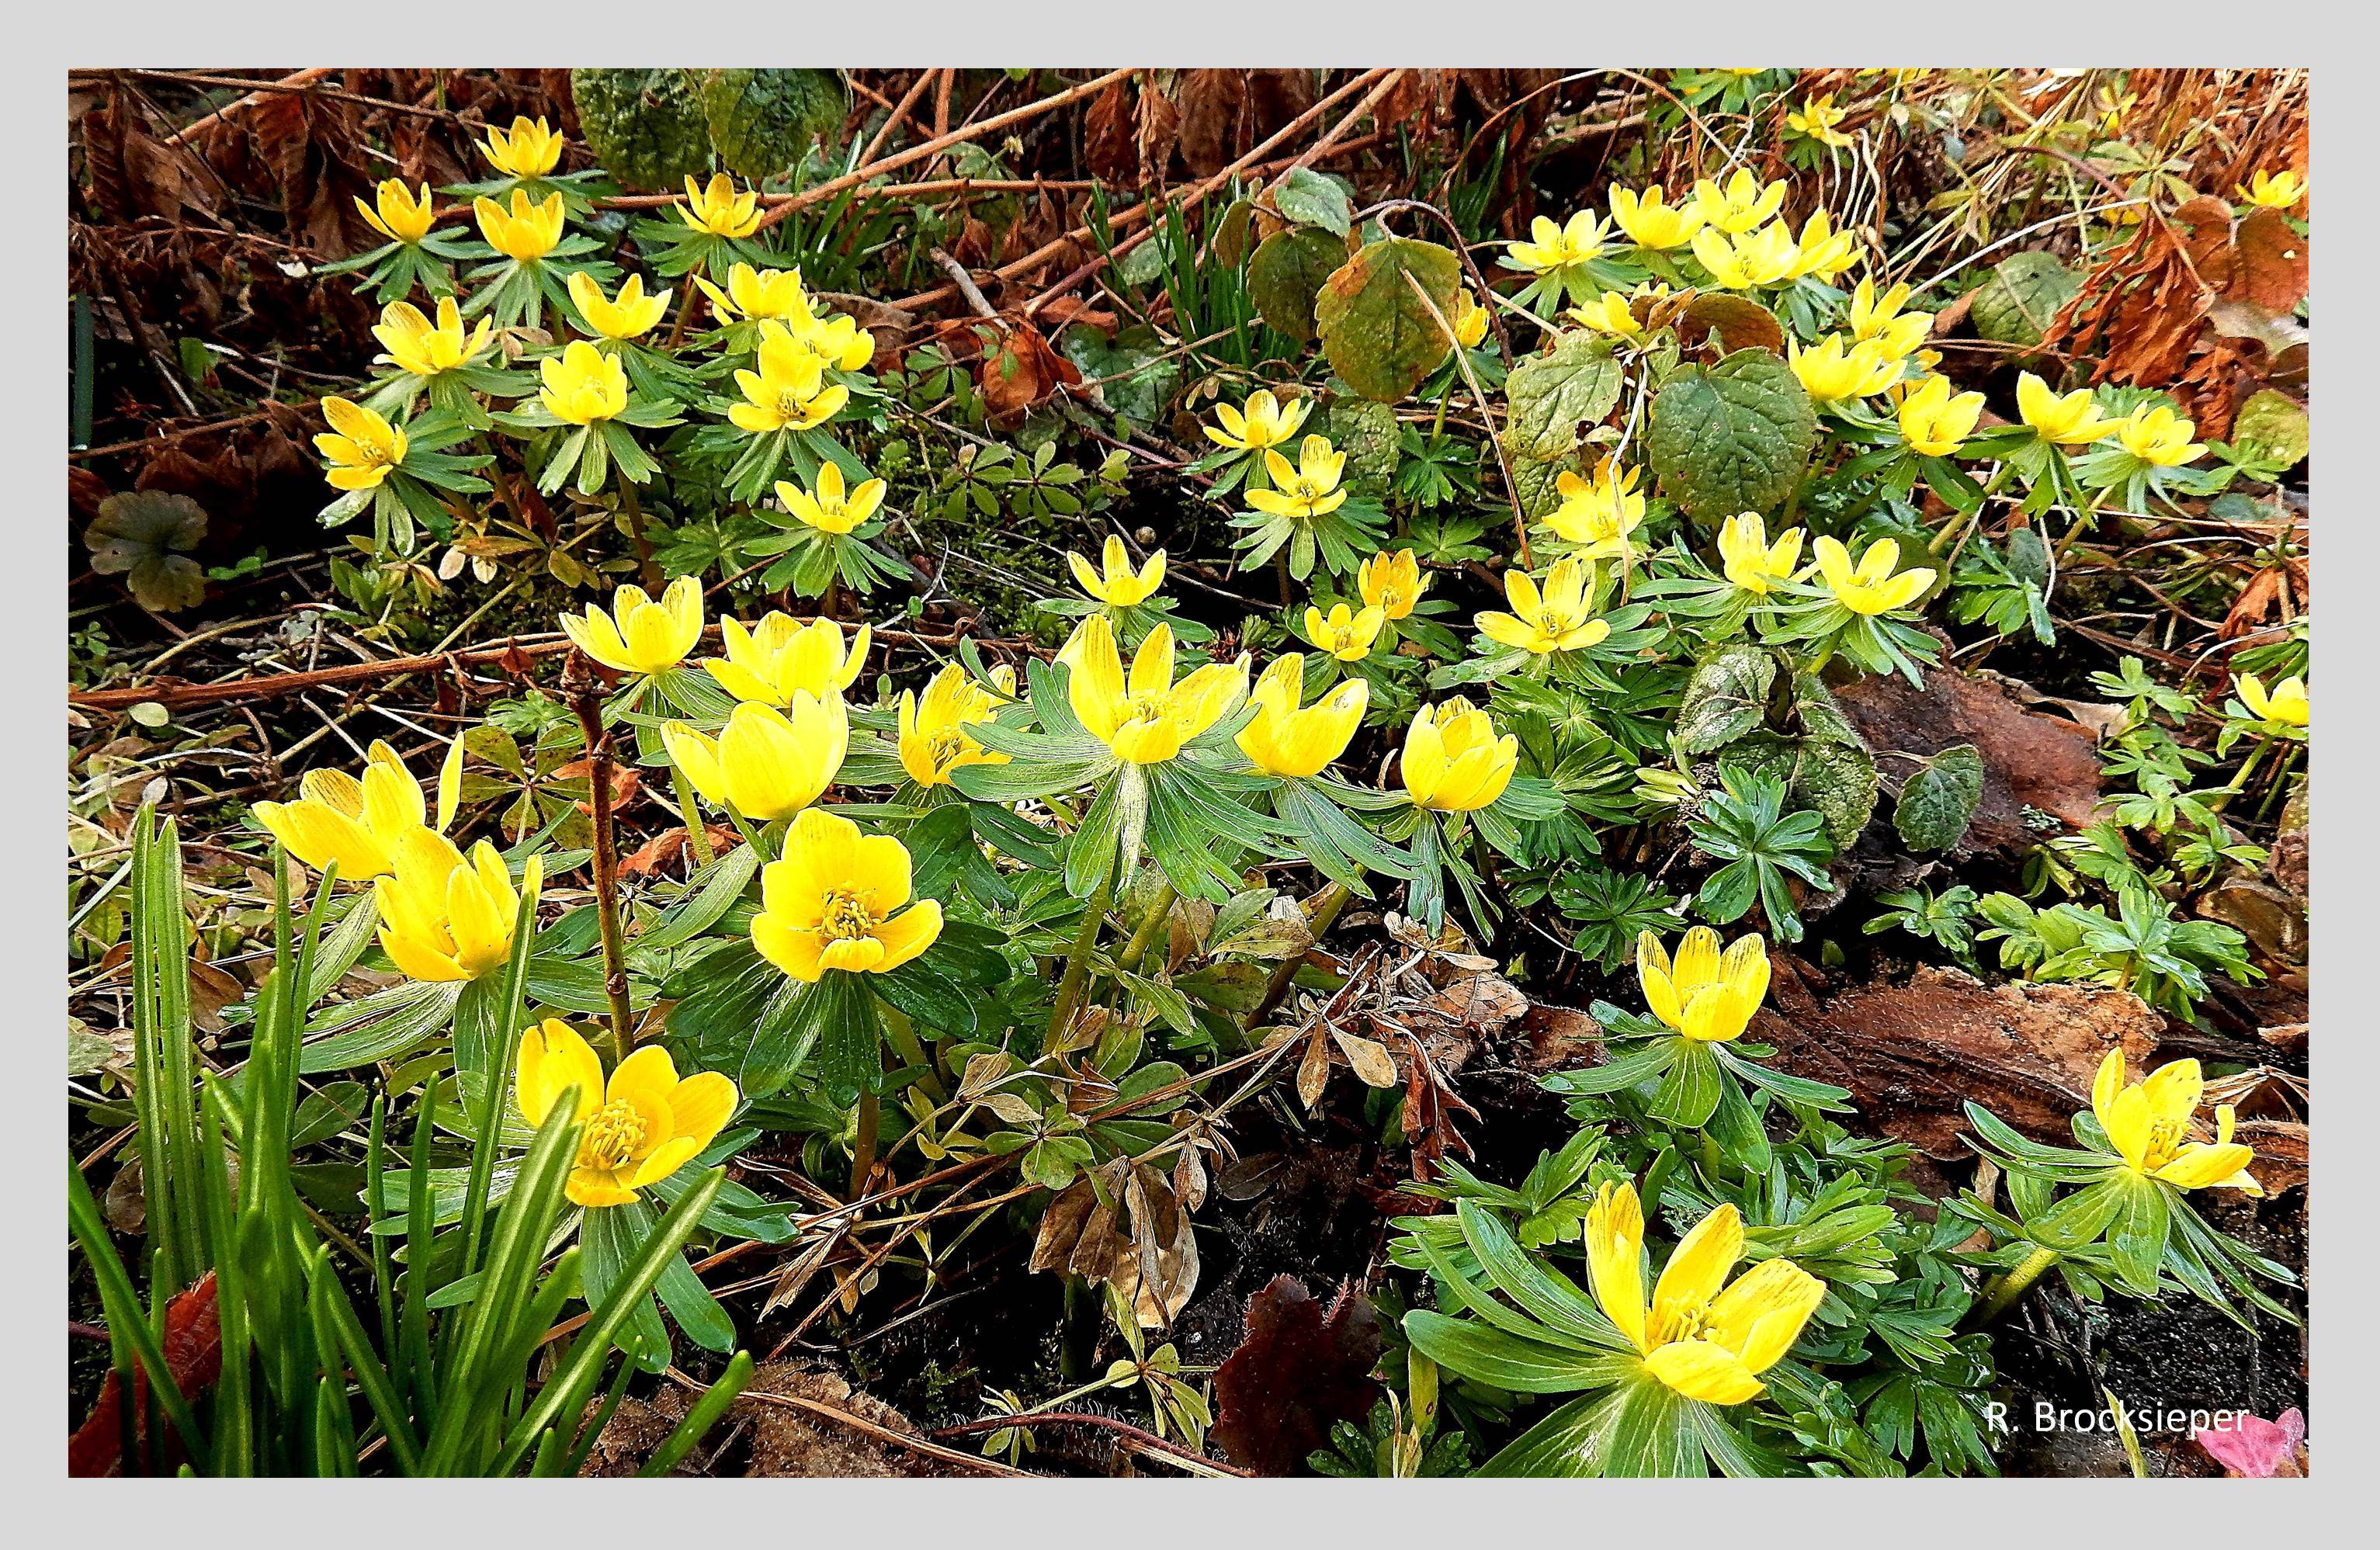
[670,762,713,866]
[617,480,661,593]
[1117,883,1178,974]
[1248,881,1350,1028]
[567,668,637,1065]
[1045,854,1118,1056]
[849,1090,879,1200]
[1974,1243,2061,1323]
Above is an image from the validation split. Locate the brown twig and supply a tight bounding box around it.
[564,656,637,1062]
[932,1412,1253,1477]
[1403,268,1531,568]
[725,1385,1031,1477]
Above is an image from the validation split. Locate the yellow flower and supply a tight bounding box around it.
[1638,926,1769,1042]
[373,832,533,983]
[1690,169,1788,235]
[730,329,850,434]
[2090,1052,2262,1195]
[1057,616,1247,766]
[1813,536,1934,616]
[1400,698,1518,813]
[1845,279,1932,359]
[1565,290,1646,338]
[2016,372,2119,446]
[560,577,705,674]
[514,1020,737,1208]
[1358,549,1427,620]
[771,462,884,536]
[1716,512,1805,597]
[767,310,876,375]
[538,339,629,426]
[1477,556,1610,656]
[316,397,408,491]
[473,190,566,264]
[1790,334,1903,404]
[2236,170,2305,210]
[2115,404,2206,467]
[1608,185,1705,251]
[254,737,463,881]
[1504,210,1609,274]
[373,296,494,380]
[1303,602,1386,662]
[898,663,1008,787]
[356,179,437,244]
[1070,536,1166,605]
[1690,222,1800,290]
[703,613,869,707]
[481,115,564,180]
[1205,389,1310,455]
[751,808,944,980]
[695,262,811,324]
[1584,1181,1826,1405]
[677,172,762,239]
[1788,210,1861,282]
[2235,672,2308,730]
[1237,654,1368,779]
[1544,457,1646,562]
[1896,374,1985,457]
[664,695,848,820]
[1785,95,1855,148]
[1247,435,1348,521]
[1449,290,1489,349]
[567,271,671,342]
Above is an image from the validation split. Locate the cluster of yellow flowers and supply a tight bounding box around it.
[1513,172,1861,297]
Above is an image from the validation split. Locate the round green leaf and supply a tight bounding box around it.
[1314,236,1463,404]
[1248,227,1348,345]
[1645,349,1817,522]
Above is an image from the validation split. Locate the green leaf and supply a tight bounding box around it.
[1247,227,1347,345]
[571,68,712,191]
[1403,1312,1627,1394]
[1675,293,1785,355]
[1326,399,1401,496]
[1645,349,1817,522]
[1970,252,2081,349]
[698,68,845,178]
[1314,236,1464,404]
[1894,743,1985,851]
[2231,388,2309,467]
[1674,645,1777,754]
[1269,166,1354,235]
[1501,332,1622,463]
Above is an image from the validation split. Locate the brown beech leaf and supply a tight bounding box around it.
[1083,78,1136,184]
[69,1271,224,1476]
[2229,205,2309,313]
[1210,1276,1383,1475]
[977,318,1081,425]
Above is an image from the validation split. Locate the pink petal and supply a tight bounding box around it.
[2194,1410,2304,1477]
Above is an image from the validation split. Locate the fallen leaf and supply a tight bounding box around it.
[1835,668,2102,851]
[1209,1275,1383,1475]
[68,1271,224,1476]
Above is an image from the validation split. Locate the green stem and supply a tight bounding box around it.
[1247,882,1350,1028]
[1974,1243,2061,1323]
[849,1090,879,1200]
[617,479,661,594]
[569,685,637,1064]
[1045,853,1119,1056]
[671,762,713,866]
[1116,883,1178,975]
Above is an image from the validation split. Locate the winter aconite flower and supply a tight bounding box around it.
[2115,404,2206,467]
[1303,602,1386,662]
[2235,672,2309,730]
[2017,372,2119,446]
[374,297,495,379]
[356,179,438,245]
[751,808,943,980]
[1247,435,1348,521]
[316,397,408,491]
[1204,388,1310,455]
[560,577,706,674]
[567,271,671,342]
[1566,290,1647,338]
[1896,374,1985,457]
[1543,457,1646,562]
[1790,334,1903,404]
[677,172,763,239]
[1503,210,1609,276]
[730,331,850,434]
[1690,222,1800,290]
[1787,211,1861,281]
[514,1020,737,1208]
[772,463,884,535]
[1358,550,1427,620]
[696,262,813,324]
[1813,536,1934,616]
[1785,95,1855,148]
[481,116,564,180]
[898,663,1008,787]
[664,695,848,821]
[1584,1181,1826,1406]
[1400,699,1518,813]
[1238,654,1368,778]
[2236,169,2306,210]
[474,190,566,263]
[1449,290,1489,348]
[1716,513,1805,597]
[1638,926,1770,1043]
[1477,556,1610,655]
[1690,170,1788,234]
[538,341,629,425]
[1845,279,1932,359]
[1070,536,1166,605]
[1609,185,1705,251]
[254,737,463,882]
[704,613,869,708]
[373,832,535,983]
[1056,616,1247,766]
[2090,1052,2262,1194]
